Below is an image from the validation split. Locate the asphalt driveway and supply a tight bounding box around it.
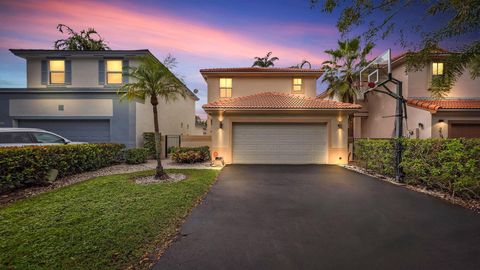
[153,165,480,270]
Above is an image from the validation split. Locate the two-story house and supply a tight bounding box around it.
[355,49,480,139]
[200,67,361,165]
[0,49,199,147]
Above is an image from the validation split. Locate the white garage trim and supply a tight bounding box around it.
[232,123,328,164]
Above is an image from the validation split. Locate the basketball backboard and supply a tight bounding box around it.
[359,49,391,95]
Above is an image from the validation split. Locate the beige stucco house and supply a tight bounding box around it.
[201,67,361,165]
[352,50,480,139]
[0,49,199,147]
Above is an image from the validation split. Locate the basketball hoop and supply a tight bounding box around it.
[358,49,406,183]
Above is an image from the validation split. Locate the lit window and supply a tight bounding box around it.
[292,78,302,93]
[49,60,65,84]
[220,78,232,98]
[432,62,444,76]
[106,60,123,84]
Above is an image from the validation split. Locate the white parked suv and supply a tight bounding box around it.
[0,128,86,147]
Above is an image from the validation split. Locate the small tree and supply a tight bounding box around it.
[54,24,110,50]
[252,52,279,67]
[290,60,312,69]
[118,54,186,179]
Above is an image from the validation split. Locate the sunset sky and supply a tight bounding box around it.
[0,0,456,117]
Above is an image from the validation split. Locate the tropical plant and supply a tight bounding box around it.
[321,37,374,103]
[252,52,279,67]
[118,54,187,179]
[54,24,110,50]
[311,0,480,96]
[290,60,312,69]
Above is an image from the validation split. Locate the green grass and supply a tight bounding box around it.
[0,169,219,269]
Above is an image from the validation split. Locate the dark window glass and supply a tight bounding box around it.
[31,132,65,143]
[0,132,34,143]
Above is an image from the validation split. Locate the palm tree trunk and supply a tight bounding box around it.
[151,95,169,179]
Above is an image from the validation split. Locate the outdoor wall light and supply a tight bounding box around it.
[337,122,343,129]
[438,119,444,123]
[219,121,223,129]
[418,123,424,129]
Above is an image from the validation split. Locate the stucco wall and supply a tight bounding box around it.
[25,57,140,88]
[135,95,197,146]
[209,112,349,164]
[206,76,318,102]
[405,106,432,138]
[9,99,113,116]
[406,62,480,98]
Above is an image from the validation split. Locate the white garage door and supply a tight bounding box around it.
[232,123,328,164]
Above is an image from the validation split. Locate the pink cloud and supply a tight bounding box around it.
[0,0,326,66]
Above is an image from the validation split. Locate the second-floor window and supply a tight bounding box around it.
[106,60,123,84]
[49,60,65,84]
[432,62,444,78]
[292,78,302,93]
[220,78,232,98]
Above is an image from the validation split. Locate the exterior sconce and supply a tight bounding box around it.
[418,123,424,129]
[337,122,342,129]
[438,119,444,123]
[219,121,223,129]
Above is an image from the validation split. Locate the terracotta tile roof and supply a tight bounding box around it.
[407,99,480,112]
[200,67,323,74]
[391,47,451,64]
[203,92,362,111]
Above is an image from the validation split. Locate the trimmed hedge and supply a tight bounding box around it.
[124,148,149,164]
[143,132,157,158]
[0,143,125,192]
[355,138,480,199]
[171,146,210,164]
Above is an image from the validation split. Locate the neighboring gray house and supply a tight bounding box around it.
[0,49,199,147]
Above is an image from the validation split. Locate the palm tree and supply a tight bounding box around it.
[290,60,312,69]
[118,54,187,179]
[252,52,279,67]
[54,24,110,50]
[321,37,374,103]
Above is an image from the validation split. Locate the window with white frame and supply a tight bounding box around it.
[220,78,232,98]
[292,78,302,93]
[49,60,65,84]
[106,60,123,84]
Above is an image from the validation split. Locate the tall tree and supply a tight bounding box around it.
[311,0,480,96]
[54,24,110,50]
[252,52,279,67]
[118,54,187,179]
[321,37,374,103]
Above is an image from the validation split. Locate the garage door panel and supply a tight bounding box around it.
[17,120,110,143]
[233,123,327,164]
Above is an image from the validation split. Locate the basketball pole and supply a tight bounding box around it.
[364,74,405,183]
[393,78,405,182]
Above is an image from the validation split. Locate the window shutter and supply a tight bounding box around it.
[122,59,129,84]
[65,60,72,85]
[41,60,48,85]
[98,60,105,85]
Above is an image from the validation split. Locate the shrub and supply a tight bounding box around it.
[354,138,480,199]
[143,132,157,157]
[171,146,210,164]
[0,143,125,193]
[124,148,149,164]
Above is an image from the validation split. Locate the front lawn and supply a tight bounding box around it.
[0,169,219,269]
